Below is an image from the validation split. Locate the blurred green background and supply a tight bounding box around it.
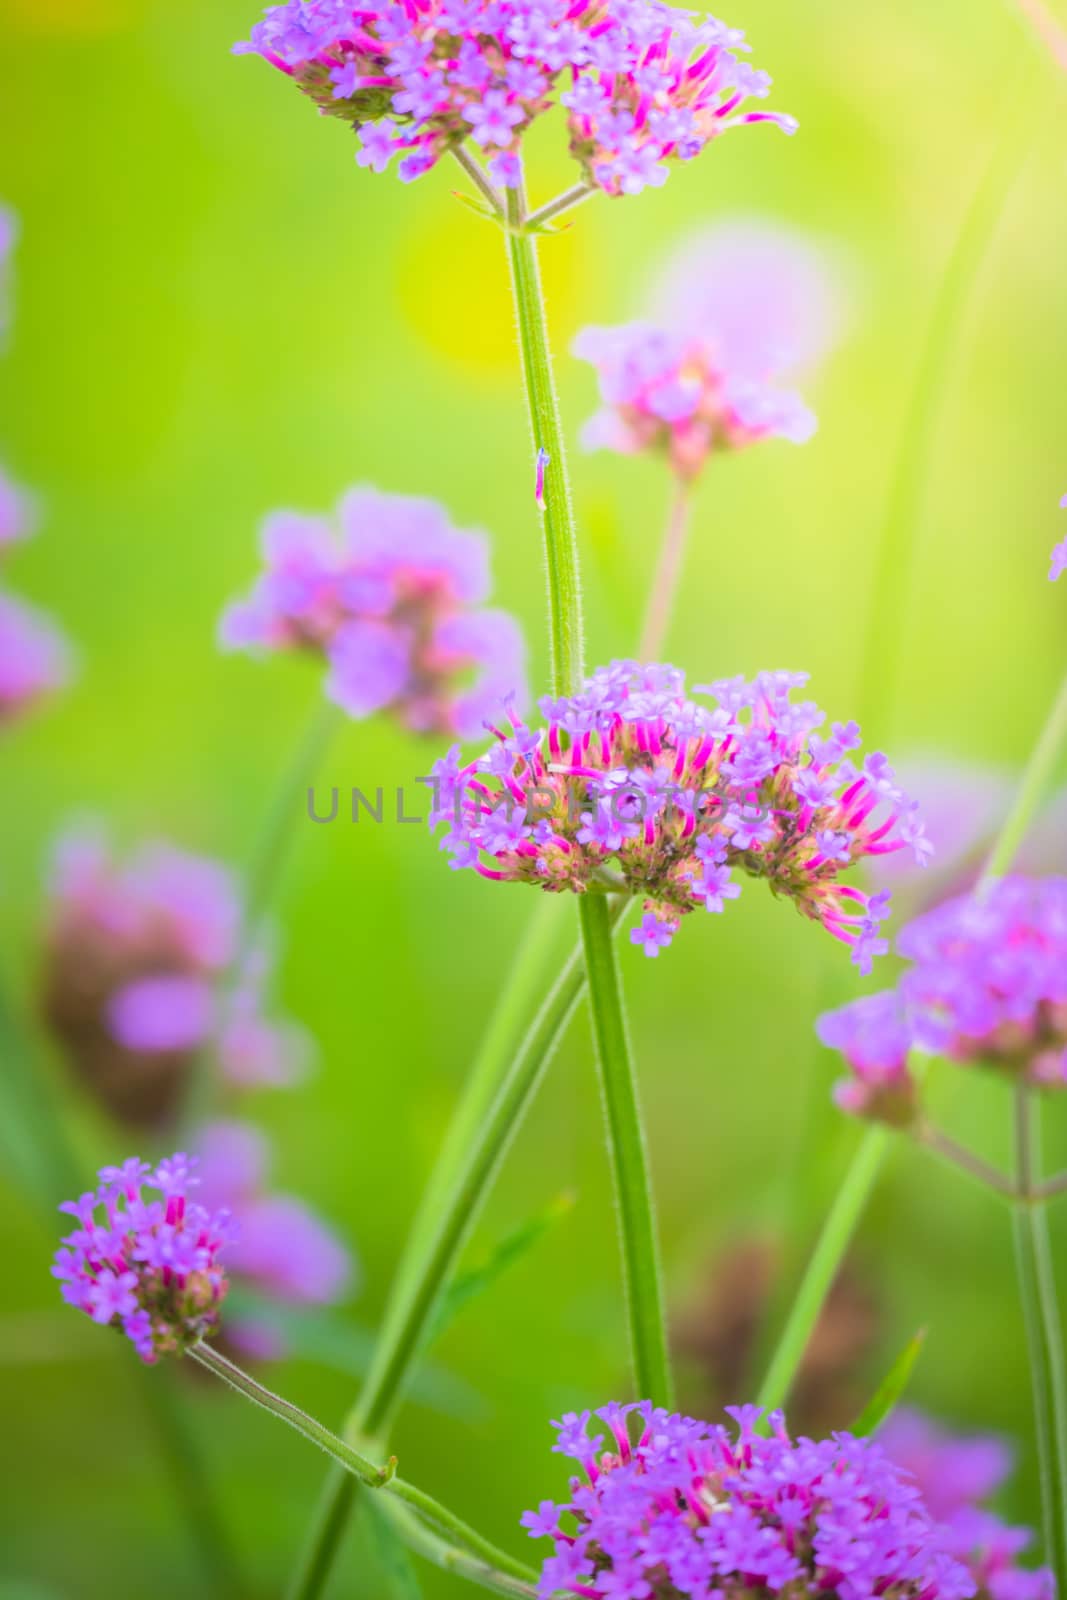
[2,0,1067,1592]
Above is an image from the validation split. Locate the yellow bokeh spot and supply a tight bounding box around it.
[397,200,585,379]
[6,0,141,33]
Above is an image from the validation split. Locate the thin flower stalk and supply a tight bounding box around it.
[639,483,692,660]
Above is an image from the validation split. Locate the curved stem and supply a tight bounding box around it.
[190,1343,536,1587]
[1012,1086,1067,1584]
[578,894,673,1407]
[382,1502,540,1599]
[916,1122,1017,1199]
[639,481,692,662]
[505,161,585,698]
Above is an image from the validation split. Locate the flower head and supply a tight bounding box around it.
[819,875,1067,1116]
[220,487,526,737]
[235,0,794,197]
[1050,494,1067,581]
[575,220,843,477]
[0,467,35,555]
[523,1401,976,1600]
[41,827,306,1127]
[429,661,928,965]
[195,1120,354,1358]
[881,1410,1053,1600]
[53,1155,234,1362]
[0,588,72,726]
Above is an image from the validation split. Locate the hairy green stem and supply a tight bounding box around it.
[505,162,585,698]
[578,894,673,1407]
[450,145,504,218]
[381,1502,541,1599]
[1012,1087,1067,1583]
[191,1343,535,1586]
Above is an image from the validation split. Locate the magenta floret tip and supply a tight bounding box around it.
[235,0,794,198]
[428,661,929,963]
[53,1155,234,1362]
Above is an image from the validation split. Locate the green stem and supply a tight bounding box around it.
[505,162,585,698]
[180,699,341,1134]
[524,183,595,233]
[980,669,1067,883]
[381,1502,541,1599]
[639,480,692,662]
[450,145,504,218]
[857,57,1038,739]
[139,1365,246,1599]
[757,60,1040,1417]
[286,901,631,1600]
[190,1343,536,1587]
[578,894,673,1407]
[757,1126,889,1414]
[1012,1086,1067,1584]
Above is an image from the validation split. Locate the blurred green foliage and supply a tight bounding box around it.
[2,0,1067,1592]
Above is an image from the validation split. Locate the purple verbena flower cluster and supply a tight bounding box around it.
[0,465,34,554]
[818,875,1067,1122]
[196,1120,354,1359]
[0,589,71,726]
[220,486,526,737]
[522,1401,975,1600]
[52,1155,234,1363]
[1050,493,1067,582]
[881,1410,1054,1600]
[429,661,930,967]
[42,827,308,1127]
[235,0,795,195]
[574,322,815,477]
[0,206,73,727]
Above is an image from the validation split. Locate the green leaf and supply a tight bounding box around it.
[222,1290,486,1423]
[360,1498,425,1600]
[429,1192,576,1344]
[852,1327,927,1437]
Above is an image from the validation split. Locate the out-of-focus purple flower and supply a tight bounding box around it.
[574,220,844,478]
[816,989,917,1126]
[0,588,72,726]
[52,1155,234,1362]
[819,875,1067,1114]
[523,1401,975,1600]
[41,828,306,1127]
[220,487,526,738]
[429,661,929,965]
[1050,495,1067,581]
[881,1410,1053,1600]
[0,467,35,555]
[0,202,16,337]
[235,0,794,197]
[195,1120,354,1358]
